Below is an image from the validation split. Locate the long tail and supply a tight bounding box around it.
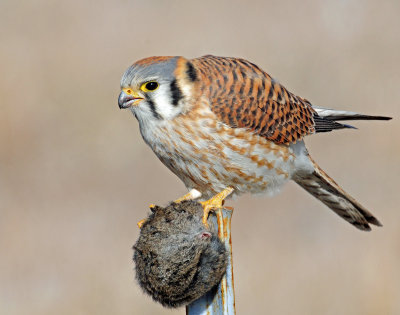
[294,157,382,231]
[311,106,392,133]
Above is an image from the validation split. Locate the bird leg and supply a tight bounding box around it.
[200,187,234,227]
[173,189,202,203]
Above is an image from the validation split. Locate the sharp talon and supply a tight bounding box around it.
[200,187,234,227]
[202,214,210,228]
[137,219,146,229]
[174,189,202,203]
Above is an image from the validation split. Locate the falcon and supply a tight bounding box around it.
[118,55,391,231]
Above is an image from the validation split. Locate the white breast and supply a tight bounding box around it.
[136,108,313,199]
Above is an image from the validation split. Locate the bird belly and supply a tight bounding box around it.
[141,117,311,200]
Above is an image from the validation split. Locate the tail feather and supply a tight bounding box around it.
[313,115,357,133]
[313,106,392,121]
[294,157,382,231]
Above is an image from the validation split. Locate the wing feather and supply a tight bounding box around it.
[192,55,317,144]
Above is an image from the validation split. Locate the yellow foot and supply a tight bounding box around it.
[137,219,147,229]
[137,204,158,229]
[200,187,234,227]
[174,189,202,203]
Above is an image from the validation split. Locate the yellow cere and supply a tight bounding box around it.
[122,87,141,98]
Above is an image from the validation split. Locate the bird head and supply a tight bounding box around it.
[118,56,198,122]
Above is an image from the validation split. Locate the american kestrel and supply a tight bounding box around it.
[118,55,391,231]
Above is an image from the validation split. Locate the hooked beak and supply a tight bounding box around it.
[118,89,144,109]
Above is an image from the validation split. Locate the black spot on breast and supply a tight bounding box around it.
[170,79,183,106]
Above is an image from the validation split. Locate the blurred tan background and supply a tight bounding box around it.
[1,0,399,314]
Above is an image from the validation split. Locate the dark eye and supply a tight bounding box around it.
[141,81,159,92]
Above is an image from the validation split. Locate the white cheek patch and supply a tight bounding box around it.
[152,85,184,120]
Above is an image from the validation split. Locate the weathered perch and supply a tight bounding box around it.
[186,207,236,315]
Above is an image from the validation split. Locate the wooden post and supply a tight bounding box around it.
[186,207,236,315]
